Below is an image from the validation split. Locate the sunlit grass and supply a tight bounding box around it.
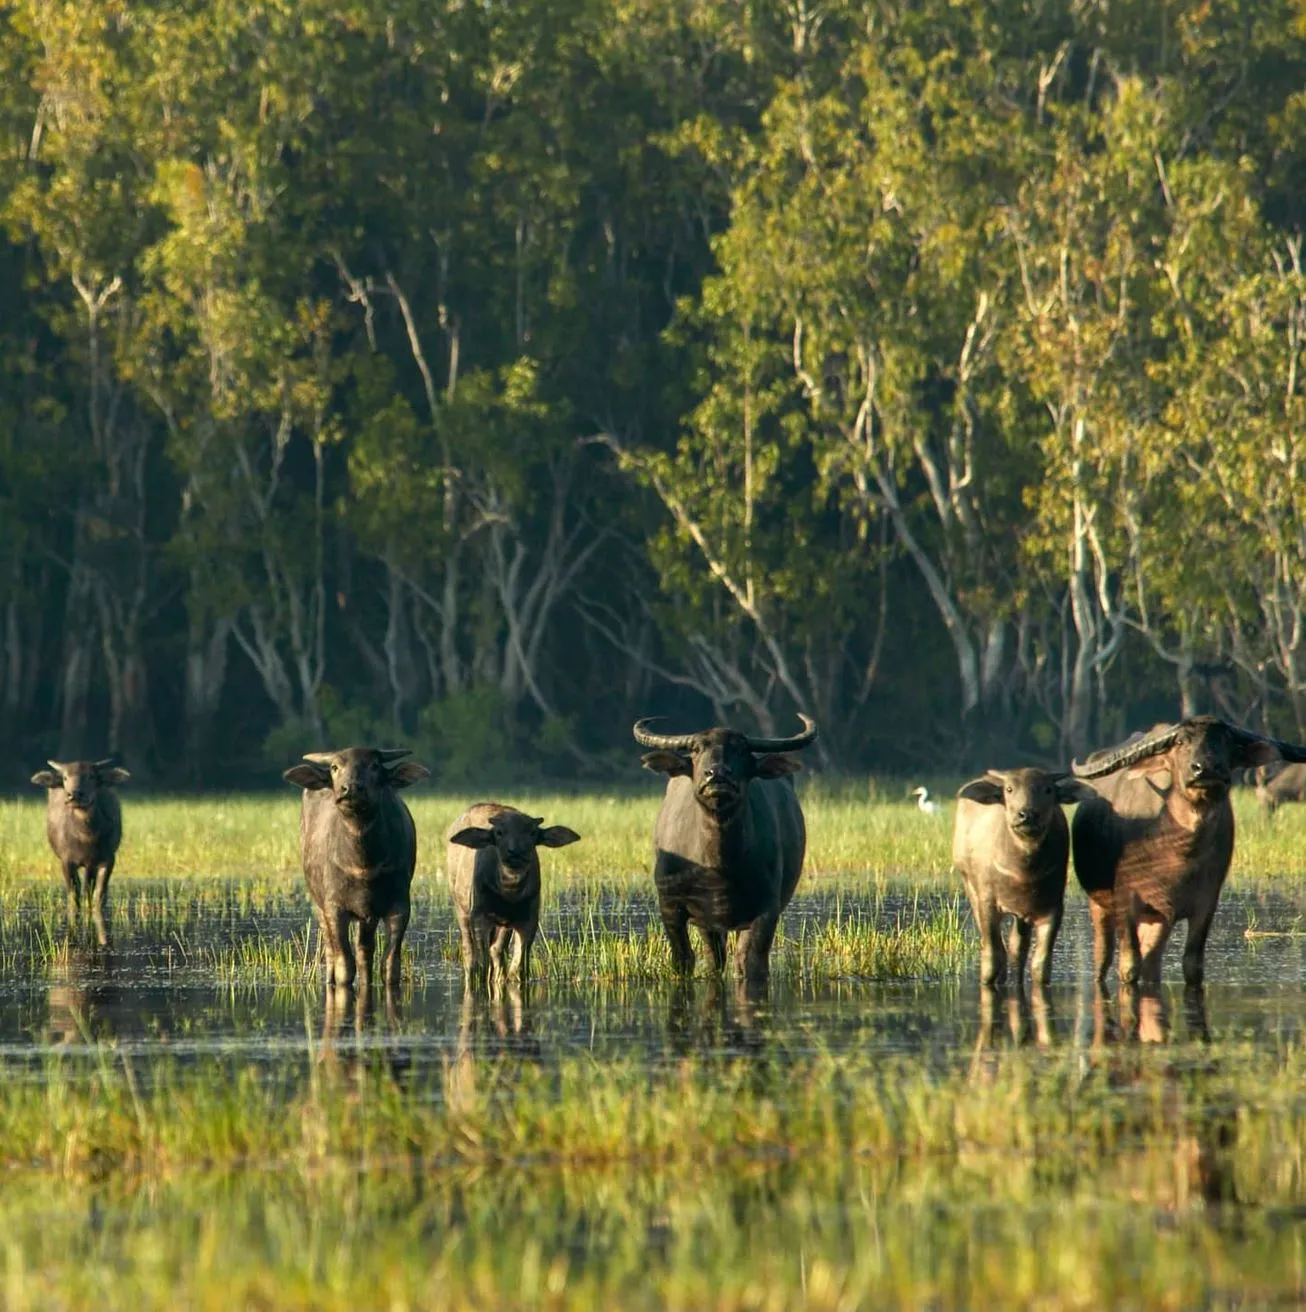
[0,1038,1299,1306]
[1,784,1301,890]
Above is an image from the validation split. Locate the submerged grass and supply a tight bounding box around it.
[0,1038,1303,1307]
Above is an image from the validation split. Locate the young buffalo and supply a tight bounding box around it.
[447,803,580,989]
[953,768,1095,989]
[283,746,429,991]
[30,759,131,912]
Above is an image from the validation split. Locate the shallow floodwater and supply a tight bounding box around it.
[4,880,1306,1080]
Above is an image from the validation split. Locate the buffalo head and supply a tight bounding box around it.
[958,768,1094,841]
[31,759,130,812]
[1072,717,1306,808]
[633,715,818,818]
[449,811,581,882]
[283,747,429,816]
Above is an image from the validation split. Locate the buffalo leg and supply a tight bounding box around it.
[1136,919,1171,988]
[324,905,355,989]
[356,918,377,993]
[1029,907,1062,990]
[508,924,537,989]
[975,902,1007,989]
[660,903,694,976]
[1118,906,1142,986]
[488,925,512,985]
[1182,901,1219,989]
[382,906,409,989]
[60,860,80,909]
[1088,896,1115,988]
[705,930,727,974]
[457,911,483,984]
[1007,919,1032,987]
[90,859,113,911]
[735,912,779,986]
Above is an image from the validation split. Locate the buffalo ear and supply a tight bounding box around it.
[1234,737,1282,770]
[1054,778,1098,806]
[30,770,60,789]
[283,763,331,790]
[97,767,131,787]
[957,777,1003,805]
[449,827,495,849]
[538,825,581,848]
[386,760,430,789]
[754,754,801,779]
[1122,753,1173,782]
[641,751,692,777]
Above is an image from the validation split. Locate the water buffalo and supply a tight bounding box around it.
[447,803,580,989]
[633,714,817,984]
[30,759,130,912]
[1071,717,1306,987]
[1254,762,1306,814]
[283,746,429,991]
[952,769,1095,989]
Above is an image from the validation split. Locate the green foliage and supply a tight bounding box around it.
[4,0,1306,778]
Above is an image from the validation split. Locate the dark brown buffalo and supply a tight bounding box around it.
[1071,717,1306,987]
[447,802,580,988]
[634,714,817,984]
[952,768,1095,989]
[30,759,130,911]
[1254,762,1306,814]
[283,746,429,991]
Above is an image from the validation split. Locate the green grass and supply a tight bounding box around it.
[0,787,1304,1306]
[1,784,1303,887]
[0,1039,1302,1307]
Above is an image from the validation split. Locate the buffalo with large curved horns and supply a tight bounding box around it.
[1070,717,1306,987]
[634,714,817,985]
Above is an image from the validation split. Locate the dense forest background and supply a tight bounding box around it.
[3,0,1306,786]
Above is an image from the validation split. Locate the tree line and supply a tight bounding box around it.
[2,0,1305,786]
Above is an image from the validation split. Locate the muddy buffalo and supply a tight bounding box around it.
[283,746,429,991]
[1071,717,1306,987]
[953,768,1095,989]
[447,802,580,989]
[634,714,817,984]
[30,759,130,911]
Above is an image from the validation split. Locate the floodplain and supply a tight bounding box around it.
[1,786,1306,1308]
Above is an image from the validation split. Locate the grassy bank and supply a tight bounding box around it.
[1,786,1305,886]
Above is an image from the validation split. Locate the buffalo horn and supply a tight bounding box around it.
[93,757,117,769]
[743,714,819,754]
[302,751,336,764]
[1071,723,1184,779]
[45,760,67,773]
[631,719,698,751]
[1229,725,1306,764]
[375,748,412,761]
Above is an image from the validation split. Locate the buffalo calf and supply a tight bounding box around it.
[30,759,130,912]
[283,746,428,991]
[953,768,1094,989]
[447,803,580,989]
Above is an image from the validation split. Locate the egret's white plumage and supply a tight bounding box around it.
[911,786,940,815]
